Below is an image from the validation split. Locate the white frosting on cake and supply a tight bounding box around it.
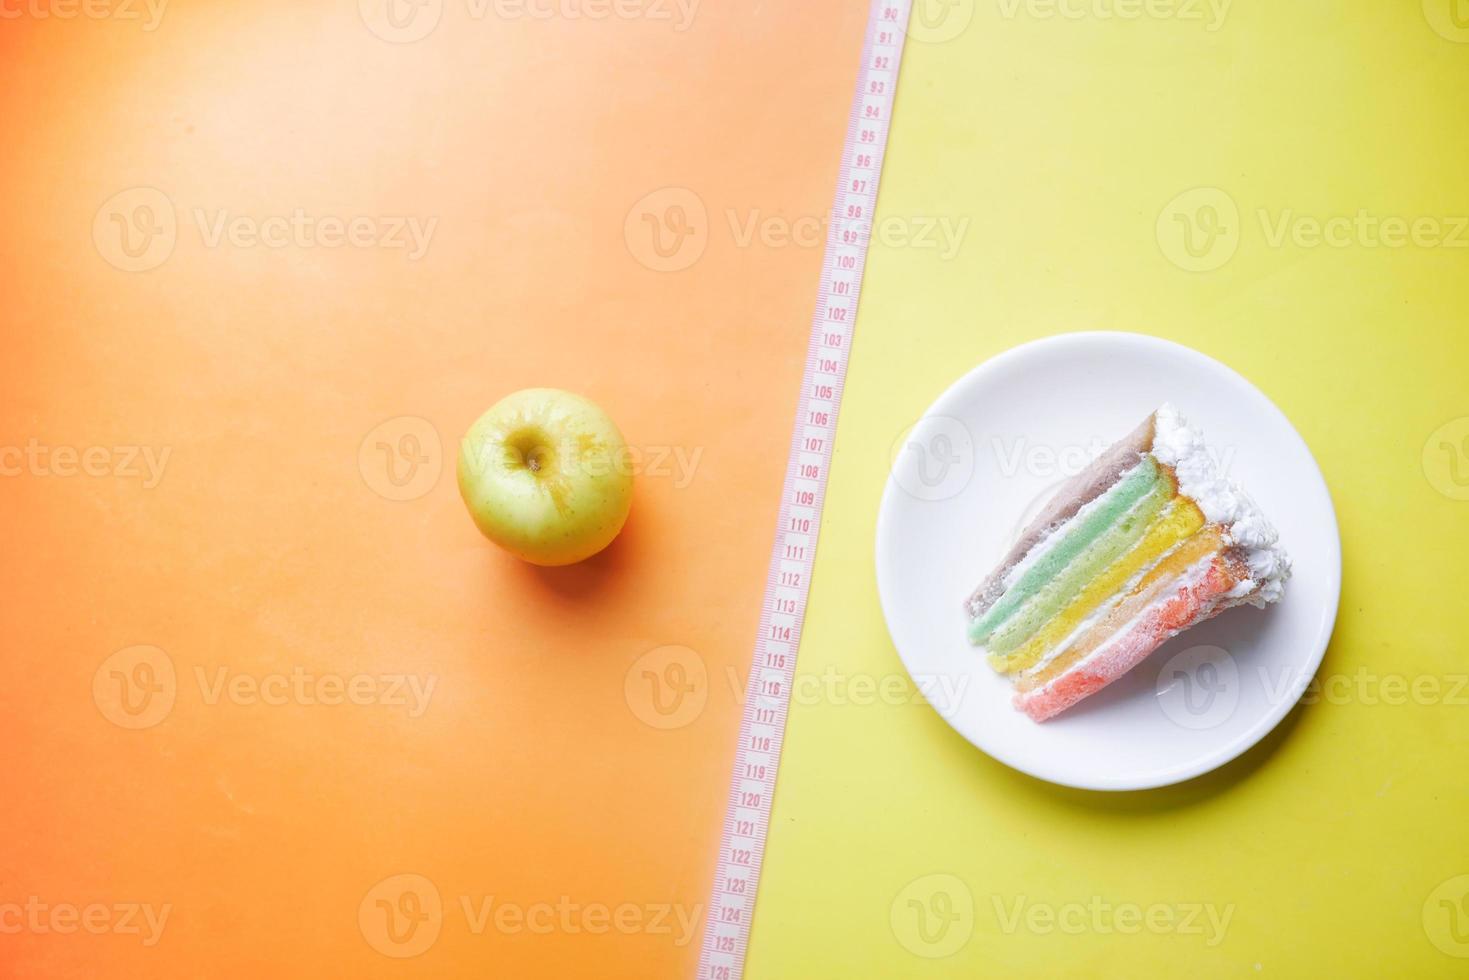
[1150,403,1291,607]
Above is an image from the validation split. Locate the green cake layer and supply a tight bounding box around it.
[984,472,1174,657]
[967,456,1163,645]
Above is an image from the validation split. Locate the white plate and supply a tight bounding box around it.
[876,332,1341,791]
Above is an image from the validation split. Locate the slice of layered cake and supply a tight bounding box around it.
[966,405,1290,722]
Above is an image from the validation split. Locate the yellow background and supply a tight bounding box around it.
[747,1,1469,976]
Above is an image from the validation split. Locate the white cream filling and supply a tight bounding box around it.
[1150,404,1291,607]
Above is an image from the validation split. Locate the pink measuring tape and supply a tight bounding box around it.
[697,4,913,977]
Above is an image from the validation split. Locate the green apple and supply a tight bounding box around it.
[457,388,634,566]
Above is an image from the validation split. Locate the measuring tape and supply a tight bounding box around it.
[696,4,913,977]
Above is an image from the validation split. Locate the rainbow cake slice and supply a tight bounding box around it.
[965,405,1290,722]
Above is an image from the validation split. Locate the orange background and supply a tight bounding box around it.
[0,3,865,977]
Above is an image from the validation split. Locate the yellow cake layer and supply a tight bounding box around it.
[1014,525,1227,693]
[990,495,1206,675]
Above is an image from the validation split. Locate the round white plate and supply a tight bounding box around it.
[876,332,1341,791]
